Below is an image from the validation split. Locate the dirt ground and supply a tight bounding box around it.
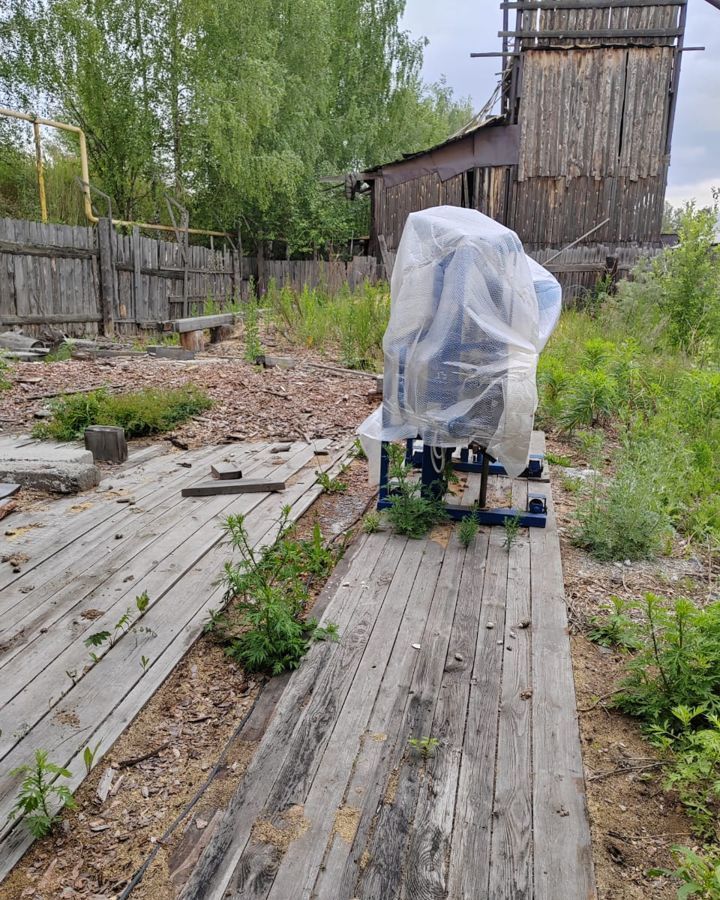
[549,431,717,900]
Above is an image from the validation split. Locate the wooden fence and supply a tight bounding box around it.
[0,217,383,337]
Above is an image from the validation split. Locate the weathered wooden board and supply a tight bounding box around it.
[181,478,285,497]
[0,439,350,880]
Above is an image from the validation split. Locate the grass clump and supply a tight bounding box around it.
[362,511,381,534]
[32,384,212,441]
[0,356,10,390]
[267,279,389,371]
[384,443,447,539]
[206,508,339,675]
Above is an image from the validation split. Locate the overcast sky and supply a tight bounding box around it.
[401,0,719,208]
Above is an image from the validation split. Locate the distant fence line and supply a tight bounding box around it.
[0,216,669,338]
[0,217,383,337]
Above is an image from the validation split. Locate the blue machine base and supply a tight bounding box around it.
[378,440,548,529]
[377,497,547,528]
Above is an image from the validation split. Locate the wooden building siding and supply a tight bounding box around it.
[367,0,682,291]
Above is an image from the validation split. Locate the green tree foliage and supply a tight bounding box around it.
[0,0,472,248]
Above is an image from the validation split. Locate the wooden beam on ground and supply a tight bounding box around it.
[210,462,243,480]
[172,314,235,333]
[181,478,285,497]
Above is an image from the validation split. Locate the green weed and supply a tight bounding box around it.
[214,508,339,675]
[408,736,440,760]
[8,749,76,838]
[545,451,573,467]
[32,385,212,441]
[458,513,479,548]
[362,512,381,534]
[244,302,263,362]
[383,443,447,539]
[588,596,642,650]
[503,515,522,552]
[316,471,347,494]
[82,741,101,775]
[650,844,720,898]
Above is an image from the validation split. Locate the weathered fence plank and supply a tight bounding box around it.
[0,217,385,337]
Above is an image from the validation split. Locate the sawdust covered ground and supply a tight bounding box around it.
[0,458,376,899]
[548,431,716,899]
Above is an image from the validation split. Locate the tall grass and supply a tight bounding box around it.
[538,204,720,557]
[266,279,389,371]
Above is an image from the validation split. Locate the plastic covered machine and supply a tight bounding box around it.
[358,205,562,527]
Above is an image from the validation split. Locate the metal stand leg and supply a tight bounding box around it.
[479,449,490,508]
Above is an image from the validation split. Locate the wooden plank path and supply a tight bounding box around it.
[0,437,350,881]
[179,439,596,900]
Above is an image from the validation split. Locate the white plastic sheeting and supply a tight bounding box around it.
[358,206,561,480]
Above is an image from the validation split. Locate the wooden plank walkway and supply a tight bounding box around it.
[179,442,596,899]
[0,437,350,881]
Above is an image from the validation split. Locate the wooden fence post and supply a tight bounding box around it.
[131,226,144,325]
[96,217,116,336]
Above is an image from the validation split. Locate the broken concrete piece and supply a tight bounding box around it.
[270,444,292,454]
[0,437,100,493]
[210,462,243,480]
[182,478,285,497]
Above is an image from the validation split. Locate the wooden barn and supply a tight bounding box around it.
[360,0,715,296]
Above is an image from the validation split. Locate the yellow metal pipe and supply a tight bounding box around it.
[32,119,48,223]
[0,106,230,238]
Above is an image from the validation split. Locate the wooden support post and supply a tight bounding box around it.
[84,426,128,463]
[96,217,116,337]
[132,226,143,327]
[180,330,204,352]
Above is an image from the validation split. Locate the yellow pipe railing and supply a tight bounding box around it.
[0,107,230,238]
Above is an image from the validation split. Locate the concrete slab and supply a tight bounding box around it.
[0,438,100,493]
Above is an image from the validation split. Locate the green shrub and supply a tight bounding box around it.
[656,203,720,355]
[588,595,642,650]
[32,385,212,441]
[615,596,720,725]
[384,443,447,539]
[572,459,670,561]
[559,369,619,431]
[457,513,479,548]
[211,508,339,675]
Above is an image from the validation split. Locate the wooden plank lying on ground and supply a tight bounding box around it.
[530,485,596,899]
[171,313,234,332]
[182,478,285,497]
[211,462,243,479]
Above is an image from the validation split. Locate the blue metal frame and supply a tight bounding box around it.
[378,439,548,528]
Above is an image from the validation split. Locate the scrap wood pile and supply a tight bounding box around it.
[0,358,377,446]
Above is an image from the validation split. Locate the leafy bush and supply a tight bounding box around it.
[457,513,479,548]
[383,443,447,539]
[209,509,339,675]
[559,369,619,431]
[614,596,720,725]
[572,461,670,561]
[656,203,720,354]
[32,385,212,441]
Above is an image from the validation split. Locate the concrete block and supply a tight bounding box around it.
[0,438,100,493]
[376,374,384,393]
